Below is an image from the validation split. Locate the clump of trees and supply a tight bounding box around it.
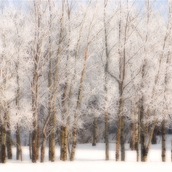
[0,0,172,163]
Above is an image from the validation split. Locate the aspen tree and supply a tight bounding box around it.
[32,0,41,162]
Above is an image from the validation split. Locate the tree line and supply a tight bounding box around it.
[0,0,172,163]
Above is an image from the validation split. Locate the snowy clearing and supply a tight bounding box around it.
[2,162,172,172]
[1,141,172,172]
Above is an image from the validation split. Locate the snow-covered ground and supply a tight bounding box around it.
[2,136,172,172]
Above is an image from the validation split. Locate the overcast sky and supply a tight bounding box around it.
[0,0,169,14]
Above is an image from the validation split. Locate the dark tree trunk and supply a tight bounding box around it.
[29,133,32,160]
[140,98,147,162]
[6,112,12,160]
[40,134,46,163]
[140,99,147,162]
[105,112,109,160]
[120,116,125,161]
[1,144,6,163]
[63,127,68,161]
[130,119,138,151]
[130,122,136,150]
[16,126,22,161]
[0,126,2,163]
[6,130,12,159]
[136,110,140,162]
[161,120,166,162]
[61,126,68,161]
[49,114,56,162]
[36,125,40,160]
[151,127,157,144]
[1,126,6,163]
[116,118,121,161]
[49,134,55,162]
[70,127,77,161]
[141,144,148,162]
[92,117,98,146]
[32,127,37,163]
[60,126,64,160]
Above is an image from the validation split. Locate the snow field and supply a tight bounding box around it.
[2,141,172,172]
